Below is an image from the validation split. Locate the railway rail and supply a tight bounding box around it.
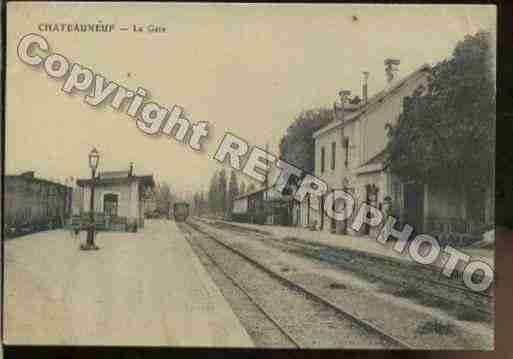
[179,223,301,348]
[201,219,493,319]
[179,221,414,349]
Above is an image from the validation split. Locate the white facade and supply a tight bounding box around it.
[82,183,139,220]
[233,197,248,214]
[78,171,154,229]
[307,65,430,234]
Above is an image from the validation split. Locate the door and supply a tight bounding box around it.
[104,193,119,218]
[362,185,379,235]
[403,183,424,233]
[466,186,486,224]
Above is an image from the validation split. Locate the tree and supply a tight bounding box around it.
[155,182,174,215]
[227,170,239,215]
[218,169,228,216]
[279,108,334,173]
[199,191,206,216]
[386,31,494,192]
[208,171,219,214]
[247,183,256,193]
[192,191,207,216]
[239,181,246,195]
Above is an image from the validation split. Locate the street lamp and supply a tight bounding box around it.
[83,147,100,250]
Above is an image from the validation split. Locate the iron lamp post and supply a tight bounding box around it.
[85,147,100,250]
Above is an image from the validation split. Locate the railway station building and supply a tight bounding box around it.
[76,166,155,231]
[290,63,431,236]
[304,61,493,243]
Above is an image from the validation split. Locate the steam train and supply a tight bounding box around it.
[173,202,190,222]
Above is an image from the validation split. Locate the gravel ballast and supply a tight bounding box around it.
[191,219,493,350]
[181,222,401,348]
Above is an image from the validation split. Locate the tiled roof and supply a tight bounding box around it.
[233,186,296,202]
[354,149,388,175]
[361,148,388,167]
[5,172,71,188]
[313,64,430,139]
[77,174,155,188]
[234,187,266,200]
[99,171,130,179]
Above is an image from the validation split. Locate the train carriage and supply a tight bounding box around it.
[173,202,190,222]
[4,171,72,238]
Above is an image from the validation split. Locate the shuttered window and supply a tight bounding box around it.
[321,147,325,173]
[331,142,336,170]
[344,138,349,168]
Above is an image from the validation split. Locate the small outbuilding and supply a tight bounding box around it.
[77,167,155,231]
[232,186,295,226]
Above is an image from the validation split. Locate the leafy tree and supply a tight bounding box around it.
[218,169,228,216]
[239,181,246,195]
[192,191,207,216]
[199,191,206,216]
[208,171,219,214]
[386,31,494,192]
[227,170,239,214]
[279,108,334,173]
[155,182,174,215]
[192,193,198,215]
[247,183,256,193]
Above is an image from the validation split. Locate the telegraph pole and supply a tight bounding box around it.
[265,142,272,224]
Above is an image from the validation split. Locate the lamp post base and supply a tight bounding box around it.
[79,243,100,251]
[80,227,100,251]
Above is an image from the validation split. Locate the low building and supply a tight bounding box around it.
[76,167,155,231]
[143,193,157,217]
[4,171,72,235]
[232,187,295,226]
[71,186,84,216]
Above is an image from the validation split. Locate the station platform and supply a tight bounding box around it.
[4,220,254,347]
[204,219,494,271]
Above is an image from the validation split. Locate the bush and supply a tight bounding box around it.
[126,223,138,233]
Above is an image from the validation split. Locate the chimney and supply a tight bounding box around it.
[362,71,369,104]
[337,90,351,122]
[384,58,400,84]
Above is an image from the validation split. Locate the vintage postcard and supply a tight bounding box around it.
[4,2,495,349]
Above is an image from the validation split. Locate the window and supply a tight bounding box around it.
[321,147,325,173]
[104,193,119,218]
[331,142,336,170]
[24,181,31,194]
[344,138,349,168]
[403,96,411,109]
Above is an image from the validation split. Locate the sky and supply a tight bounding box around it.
[6,3,496,195]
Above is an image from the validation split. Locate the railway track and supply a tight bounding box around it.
[179,223,301,348]
[179,221,414,349]
[201,219,493,319]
